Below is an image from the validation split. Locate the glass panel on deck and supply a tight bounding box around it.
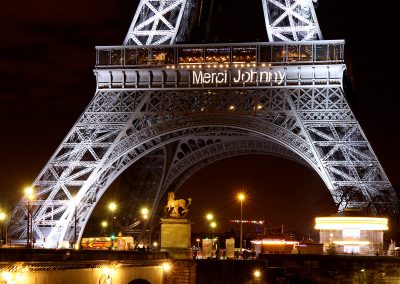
[287,45,299,62]
[98,49,111,65]
[272,45,286,63]
[111,49,123,65]
[259,45,272,63]
[232,46,256,63]
[299,45,312,62]
[137,48,151,65]
[178,48,204,64]
[151,48,174,65]
[329,43,342,61]
[125,49,137,66]
[205,47,230,63]
[315,44,328,61]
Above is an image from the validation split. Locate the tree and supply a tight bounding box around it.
[325,241,337,255]
[387,239,396,256]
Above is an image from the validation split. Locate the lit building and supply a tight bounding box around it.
[252,239,299,255]
[315,209,388,255]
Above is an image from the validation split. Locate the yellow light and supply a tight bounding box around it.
[206,213,213,221]
[237,193,245,201]
[0,212,6,221]
[196,238,200,242]
[153,241,158,247]
[162,262,171,272]
[1,272,12,282]
[101,221,108,228]
[101,266,116,279]
[108,202,117,212]
[333,240,370,245]
[141,207,149,216]
[253,270,261,278]
[315,217,388,230]
[251,239,299,245]
[210,222,217,228]
[229,105,236,111]
[24,186,34,196]
[256,104,263,110]
[24,186,35,200]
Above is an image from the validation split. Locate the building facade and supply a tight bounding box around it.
[315,209,388,255]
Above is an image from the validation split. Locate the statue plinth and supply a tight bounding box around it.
[160,218,192,259]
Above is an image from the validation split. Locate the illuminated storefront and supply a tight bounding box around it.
[315,209,388,255]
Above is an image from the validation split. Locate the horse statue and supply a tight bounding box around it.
[164,191,192,218]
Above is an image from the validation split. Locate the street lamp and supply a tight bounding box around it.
[141,207,149,220]
[101,220,108,235]
[0,211,6,245]
[140,207,150,246]
[196,238,200,249]
[206,213,214,238]
[108,202,117,250]
[210,221,217,250]
[24,186,35,249]
[237,193,246,257]
[210,222,216,240]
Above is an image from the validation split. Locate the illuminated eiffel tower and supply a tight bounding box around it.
[9,0,396,248]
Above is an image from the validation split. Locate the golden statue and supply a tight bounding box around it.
[165,192,192,218]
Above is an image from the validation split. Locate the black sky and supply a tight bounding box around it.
[0,1,399,236]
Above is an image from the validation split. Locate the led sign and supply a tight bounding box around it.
[192,69,286,85]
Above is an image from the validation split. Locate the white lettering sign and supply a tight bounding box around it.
[192,69,286,85]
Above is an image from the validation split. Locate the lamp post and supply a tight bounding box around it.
[210,221,217,251]
[237,193,245,257]
[206,213,213,238]
[24,186,35,249]
[101,220,108,236]
[108,202,117,250]
[0,211,6,245]
[141,207,149,246]
[72,196,78,249]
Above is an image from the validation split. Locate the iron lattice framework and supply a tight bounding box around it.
[124,0,194,45]
[9,1,396,248]
[262,0,322,41]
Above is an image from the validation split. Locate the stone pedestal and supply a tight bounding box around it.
[161,218,192,259]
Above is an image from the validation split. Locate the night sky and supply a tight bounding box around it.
[0,1,399,237]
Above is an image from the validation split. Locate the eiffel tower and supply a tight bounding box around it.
[9,0,396,248]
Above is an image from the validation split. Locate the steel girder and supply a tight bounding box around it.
[162,135,311,194]
[262,0,322,42]
[9,77,396,247]
[123,0,194,45]
[123,0,322,45]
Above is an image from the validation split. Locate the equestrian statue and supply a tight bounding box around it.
[164,192,192,218]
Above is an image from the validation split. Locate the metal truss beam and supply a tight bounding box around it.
[162,134,311,194]
[9,75,395,247]
[262,0,322,42]
[124,0,194,45]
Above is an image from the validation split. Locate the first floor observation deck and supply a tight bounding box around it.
[95,40,345,90]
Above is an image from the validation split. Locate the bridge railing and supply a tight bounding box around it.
[96,40,344,68]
